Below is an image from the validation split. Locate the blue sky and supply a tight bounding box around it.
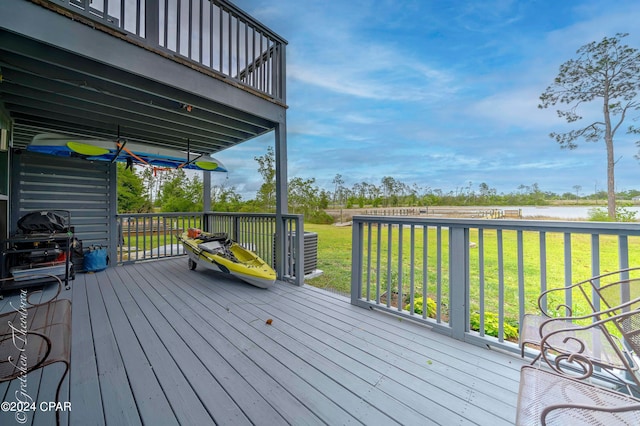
[211,0,640,200]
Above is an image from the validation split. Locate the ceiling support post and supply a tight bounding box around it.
[274,119,288,280]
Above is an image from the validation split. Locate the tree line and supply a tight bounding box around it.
[117,148,640,224]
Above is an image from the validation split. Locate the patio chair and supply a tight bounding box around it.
[520,268,640,381]
[0,274,71,426]
[518,293,640,424]
[516,365,640,425]
[535,295,640,391]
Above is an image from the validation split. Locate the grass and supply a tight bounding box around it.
[304,224,354,294]
[304,223,640,329]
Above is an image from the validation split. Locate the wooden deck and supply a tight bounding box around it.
[1,257,526,425]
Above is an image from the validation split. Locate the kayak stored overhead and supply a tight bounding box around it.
[27,133,227,172]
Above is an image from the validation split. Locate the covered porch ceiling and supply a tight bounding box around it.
[0,0,287,156]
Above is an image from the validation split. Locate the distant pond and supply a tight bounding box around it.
[501,205,640,220]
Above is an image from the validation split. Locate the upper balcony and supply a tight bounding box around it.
[53,0,286,103]
[0,0,287,152]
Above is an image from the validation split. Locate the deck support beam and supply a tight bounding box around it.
[274,120,288,280]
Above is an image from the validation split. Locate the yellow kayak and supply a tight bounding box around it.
[178,229,276,289]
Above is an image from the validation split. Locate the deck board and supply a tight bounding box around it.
[109,266,211,426]
[210,269,517,424]
[135,261,356,425]
[0,257,527,425]
[164,264,449,425]
[98,267,175,425]
[84,270,141,426]
[69,271,104,426]
[117,265,252,425]
[130,265,317,424]
[264,290,517,422]
[272,282,521,420]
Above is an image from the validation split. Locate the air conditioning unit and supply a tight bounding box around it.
[274,231,318,276]
[300,232,318,275]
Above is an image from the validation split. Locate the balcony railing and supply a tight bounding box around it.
[116,211,304,285]
[350,216,640,354]
[53,0,286,102]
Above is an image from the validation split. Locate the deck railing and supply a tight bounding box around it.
[203,212,304,284]
[350,216,640,354]
[116,211,304,285]
[52,0,286,102]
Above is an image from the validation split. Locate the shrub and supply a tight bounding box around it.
[405,296,437,318]
[588,205,638,222]
[470,312,519,340]
[587,208,609,221]
[306,210,334,224]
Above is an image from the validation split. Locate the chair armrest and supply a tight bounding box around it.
[540,296,640,327]
[542,401,640,425]
[536,286,576,317]
[537,267,640,317]
[0,273,63,305]
[0,330,53,381]
[25,274,63,306]
[539,307,640,378]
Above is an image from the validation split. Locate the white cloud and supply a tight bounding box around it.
[227,0,640,197]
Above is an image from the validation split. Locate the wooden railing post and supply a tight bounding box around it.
[233,215,241,241]
[292,216,304,286]
[145,0,160,46]
[449,225,469,341]
[619,236,631,309]
[351,219,364,306]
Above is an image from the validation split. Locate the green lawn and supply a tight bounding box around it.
[304,224,354,294]
[304,223,640,328]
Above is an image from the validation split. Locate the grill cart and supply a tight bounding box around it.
[0,210,74,295]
